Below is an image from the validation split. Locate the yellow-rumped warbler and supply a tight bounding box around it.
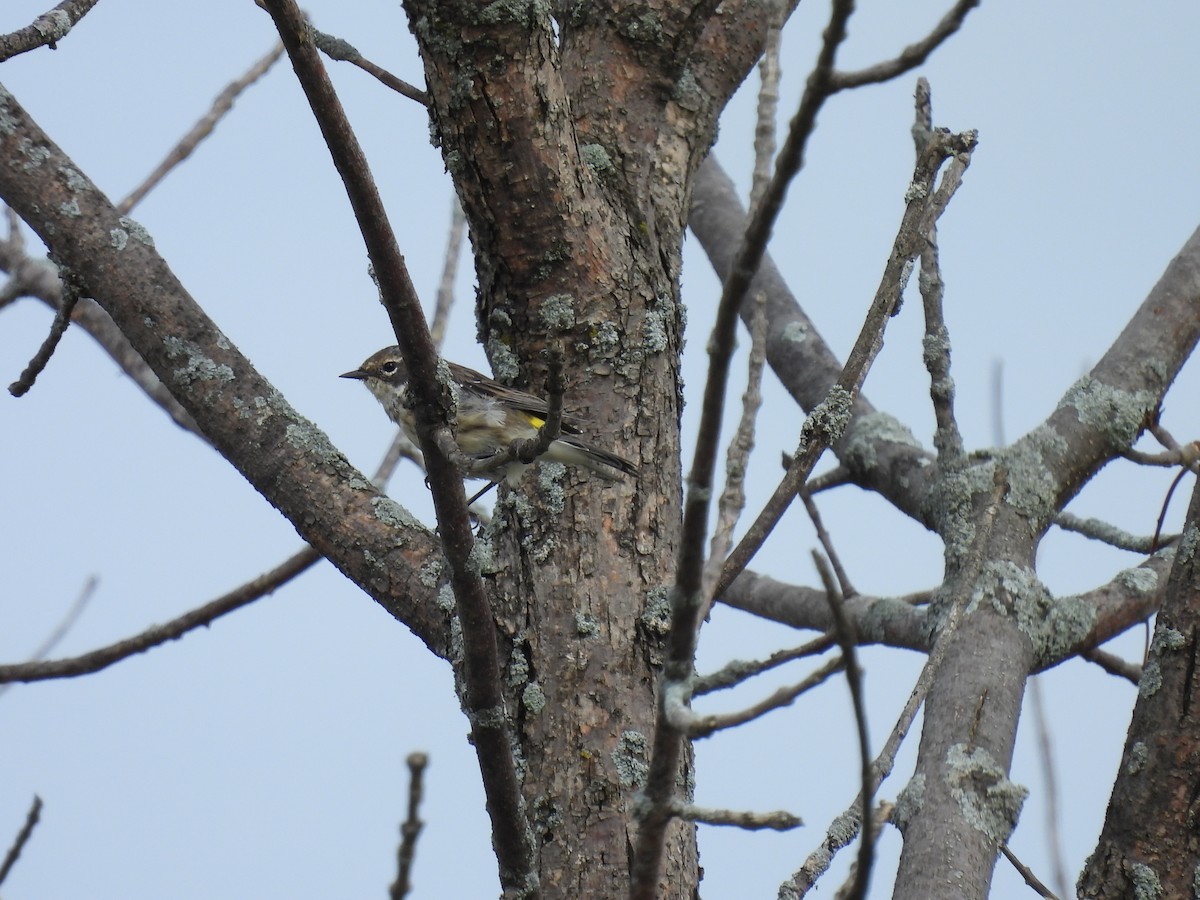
[341,346,638,488]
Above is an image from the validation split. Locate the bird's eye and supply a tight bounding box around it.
[381,362,398,375]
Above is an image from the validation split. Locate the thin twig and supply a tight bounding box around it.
[119,43,285,214]
[309,27,428,105]
[688,655,844,739]
[780,464,1007,896]
[0,549,319,685]
[1152,468,1193,553]
[814,552,873,900]
[0,0,100,62]
[804,464,855,494]
[713,109,979,602]
[1081,648,1142,684]
[1053,512,1170,555]
[8,261,81,397]
[429,199,465,348]
[0,795,42,888]
[832,802,895,900]
[828,0,981,90]
[1000,843,1061,899]
[258,3,534,889]
[389,752,429,900]
[916,142,965,462]
[749,0,784,212]
[701,294,769,614]
[801,492,856,598]
[1027,676,1071,899]
[670,799,801,831]
[0,434,408,686]
[0,576,98,698]
[632,5,859,890]
[695,633,835,695]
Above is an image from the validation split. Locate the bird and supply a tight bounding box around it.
[341,346,637,500]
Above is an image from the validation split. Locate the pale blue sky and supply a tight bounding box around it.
[2,2,1198,898]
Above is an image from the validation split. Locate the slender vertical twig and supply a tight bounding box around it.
[257,3,534,890]
[0,795,42,888]
[119,43,285,214]
[429,199,465,348]
[389,752,429,899]
[813,552,873,900]
[632,6,860,894]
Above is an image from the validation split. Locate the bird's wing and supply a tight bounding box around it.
[447,361,586,433]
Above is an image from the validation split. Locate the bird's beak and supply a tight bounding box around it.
[340,369,367,380]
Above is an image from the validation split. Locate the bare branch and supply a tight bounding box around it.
[701,295,769,614]
[780,464,1007,896]
[429,198,465,348]
[634,5,860,888]
[1080,647,1142,684]
[688,655,843,738]
[0,0,100,62]
[1000,843,1061,900]
[257,2,534,888]
[801,492,856,598]
[119,43,285,214]
[815,552,873,900]
[0,427,410,686]
[829,0,981,91]
[712,120,979,602]
[1053,512,1170,554]
[7,258,81,397]
[0,795,42,888]
[695,633,834,696]
[0,548,319,685]
[720,570,931,652]
[389,751,429,900]
[915,116,965,463]
[670,799,802,831]
[309,27,428,104]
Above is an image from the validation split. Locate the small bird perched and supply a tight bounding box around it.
[341,346,638,494]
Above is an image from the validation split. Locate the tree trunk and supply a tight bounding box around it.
[1078,477,1200,899]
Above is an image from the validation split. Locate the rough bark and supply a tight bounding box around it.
[1078,477,1200,899]
[399,3,766,895]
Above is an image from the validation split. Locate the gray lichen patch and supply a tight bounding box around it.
[945,743,1027,845]
[162,336,234,387]
[801,386,853,447]
[780,319,809,344]
[841,412,925,472]
[1126,741,1149,775]
[998,427,1067,531]
[1115,565,1160,595]
[639,586,672,636]
[538,293,576,331]
[1140,626,1188,699]
[923,458,998,562]
[858,596,925,644]
[1059,375,1157,450]
[580,143,613,175]
[370,495,421,533]
[521,681,546,714]
[970,560,1096,665]
[893,773,926,831]
[1128,862,1163,900]
[611,730,650,789]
